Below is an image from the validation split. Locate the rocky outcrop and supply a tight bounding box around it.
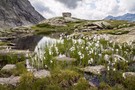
[39,17,80,26]
[13,35,43,51]
[0,0,44,28]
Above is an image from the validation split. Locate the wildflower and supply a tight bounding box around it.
[95,43,99,47]
[104,54,109,61]
[133,56,135,61]
[50,60,53,63]
[116,49,119,52]
[107,66,110,71]
[70,46,75,51]
[113,68,116,71]
[80,54,84,59]
[86,47,89,50]
[45,65,48,68]
[122,73,126,79]
[78,51,82,56]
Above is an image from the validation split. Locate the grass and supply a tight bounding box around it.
[0,61,27,77]
[105,20,135,29]
[95,29,130,35]
[0,54,25,69]
[31,22,78,35]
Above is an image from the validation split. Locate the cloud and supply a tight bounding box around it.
[55,0,82,9]
[29,0,135,20]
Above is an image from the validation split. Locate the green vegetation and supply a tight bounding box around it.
[32,21,79,35]
[0,54,25,69]
[0,19,135,90]
[95,29,130,35]
[106,20,135,29]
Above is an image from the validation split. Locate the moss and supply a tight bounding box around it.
[0,53,26,69]
[0,85,9,90]
[72,78,91,90]
[14,69,80,90]
[0,42,8,46]
[123,76,135,90]
[11,61,27,76]
[99,82,111,90]
[112,84,126,90]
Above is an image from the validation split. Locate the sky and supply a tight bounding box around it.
[29,0,135,20]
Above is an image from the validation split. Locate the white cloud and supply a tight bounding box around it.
[29,0,135,20]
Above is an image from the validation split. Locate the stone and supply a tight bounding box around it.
[33,70,51,78]
[0,76,20,86]
[93,21,111,28]
[122,72,135,79]
[81,65,106,75]
[55,55,76,62]
[1,64,16,71]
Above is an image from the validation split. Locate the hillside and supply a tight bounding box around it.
[0,0,44,29]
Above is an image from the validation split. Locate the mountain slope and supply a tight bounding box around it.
[104,13,135,21]
[0,0,45,28]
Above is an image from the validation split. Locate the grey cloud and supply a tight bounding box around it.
[55,0,82,9]
[32,2,53,14]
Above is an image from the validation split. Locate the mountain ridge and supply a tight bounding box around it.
[104,13,135,21]
[0,0,45,29]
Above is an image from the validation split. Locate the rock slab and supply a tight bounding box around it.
[1,64,16,71]
[82,65,106,75]
[33,70,51,78]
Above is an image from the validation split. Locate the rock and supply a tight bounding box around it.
[93,21,111,28]
[0,76,20,86]
[0,0,44,29]
[55,55,76,62]
[13,35,42,51]
[81,65,106,75]
[33,70,51,78]
[0,49,32,56]
[123,72,135,79]
[1,64,16,71]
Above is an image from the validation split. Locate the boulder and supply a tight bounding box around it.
[81,65,106,75]
[0,76,20,86]
[123,72,135,78]
[93,21,111,28]
[33,70,51,78]
[1,64,16,71]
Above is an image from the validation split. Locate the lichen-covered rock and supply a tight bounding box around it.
[1,64,16,71]
[33,70,51,78]
[55,55,76,62]
[0,76,20,86]
[122,72,135,79]
[81,65,106,75]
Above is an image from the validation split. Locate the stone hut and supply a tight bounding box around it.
[62,12,72,17]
